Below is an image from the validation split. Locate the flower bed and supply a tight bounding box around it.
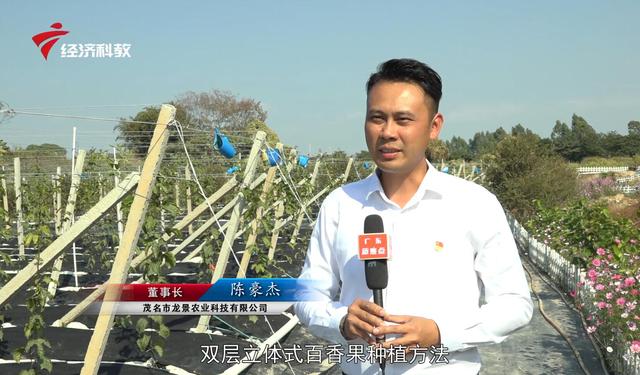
[506,207,640,374]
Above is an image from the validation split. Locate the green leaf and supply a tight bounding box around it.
[137,334,151,351]
[40,357,53,373]
[158,324,170,339]
[136,318,148,334]
[153,344,164,358]
[13,347,25,362]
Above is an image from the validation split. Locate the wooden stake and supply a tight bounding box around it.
[174,174,180,209]
[1,166,9,230]
[185,165,193,235]
[48,150,86,299]
[80,104,175,375]
[342,157,353,183]
[55,167,62,236]
[13,158,24,256]
[113,149,124,243]
[236,153,279,278]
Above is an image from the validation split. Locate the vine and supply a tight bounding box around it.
[13,176,54,374]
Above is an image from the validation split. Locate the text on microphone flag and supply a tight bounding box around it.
[358,233,390,260]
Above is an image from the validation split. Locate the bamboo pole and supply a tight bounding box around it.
[80,104,175,375]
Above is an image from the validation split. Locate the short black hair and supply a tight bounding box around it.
[366,58,442,112]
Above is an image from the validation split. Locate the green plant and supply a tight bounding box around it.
[526,199,640,269]
[13,176,54,374]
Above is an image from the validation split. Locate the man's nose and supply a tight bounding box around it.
[380,121,398,139]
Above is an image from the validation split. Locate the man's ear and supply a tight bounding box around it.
[429,112,444,140]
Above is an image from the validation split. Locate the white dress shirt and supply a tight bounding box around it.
[294,160,533,374]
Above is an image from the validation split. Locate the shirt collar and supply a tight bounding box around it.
[364,159,445,202]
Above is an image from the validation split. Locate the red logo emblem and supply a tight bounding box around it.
[32,22,69,60]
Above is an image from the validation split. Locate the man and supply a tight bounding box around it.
[295,58,533,374]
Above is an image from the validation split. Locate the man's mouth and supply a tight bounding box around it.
[378,147,401,159]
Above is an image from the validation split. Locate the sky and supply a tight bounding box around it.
[1,1,639,156]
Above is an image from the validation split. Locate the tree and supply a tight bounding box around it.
[0,139,9,156]
[628,121,640,155]
[426,139,448,162]
[446,136,472,161]
[116,104,193,156]
[24,143,67,157]
[571,114,603,160]
[511,124,537,138]
[176,90,267,131]
[484,133,577,221]
[469,131,498,158]
[550,120,576,160]
[245,119,280,146]
[628,121,640,137]
[494,127,508,141]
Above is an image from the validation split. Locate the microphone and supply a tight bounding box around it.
[359,214,390,372]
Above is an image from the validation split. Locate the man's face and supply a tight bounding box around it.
[365,81,443,175]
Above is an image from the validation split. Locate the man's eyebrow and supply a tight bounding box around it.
[393,111,415,117]
[366,109,386,115]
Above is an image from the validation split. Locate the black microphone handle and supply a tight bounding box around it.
[373,289,383,310]
[373,289,385,342]
[372,289,386,372]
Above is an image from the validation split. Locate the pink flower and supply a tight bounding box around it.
[597,301,607,309]
[587,326,597,334]
[624,277,636,287]
[629,322,637,331]
[632,289,639,296]
[613,274,623,281]
[631,341,640,353]
[569,290,576,298]
[631,239,637,244]
[617,297,626,306]
[608,254,613,260]
[606,292,613,300]
[595,284,605,291]
[597,248,606,256]
[615,238,622,245]
[592,259,602,267]
[588,269,597,279]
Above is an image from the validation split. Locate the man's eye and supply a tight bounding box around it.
[369,115,385,122]
[397,118,411,124]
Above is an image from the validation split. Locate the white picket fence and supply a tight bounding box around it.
[617,176,640,184]
[506,213,640,375]
[618,185,639,194]
[577,166,630,175]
